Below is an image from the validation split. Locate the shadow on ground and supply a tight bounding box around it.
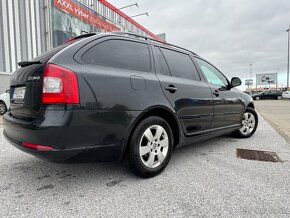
[6,134,235,189]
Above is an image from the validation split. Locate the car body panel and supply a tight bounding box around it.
[3,33,256,162]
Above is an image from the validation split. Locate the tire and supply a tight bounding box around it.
[232,107,258,138]
[128,116,174,178]
[255,96,260,101]
[0,101,7,115]
[277,96,282,100]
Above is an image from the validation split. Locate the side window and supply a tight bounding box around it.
[82,39,150,72]
[195,58,228,87]
[154,47,171,76]
[160,48,200,81]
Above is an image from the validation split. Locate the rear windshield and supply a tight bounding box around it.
[31,43,72,63]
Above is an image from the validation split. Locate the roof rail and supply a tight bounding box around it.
[111,31,198,56]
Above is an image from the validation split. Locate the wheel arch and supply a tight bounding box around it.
[121,105,181,159]
[247,102,255,109]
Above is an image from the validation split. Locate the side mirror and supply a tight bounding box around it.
[230,77,241,88]
[6,89,10,93]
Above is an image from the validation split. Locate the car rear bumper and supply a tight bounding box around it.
[3,130,120,162]
[3,109,138,162]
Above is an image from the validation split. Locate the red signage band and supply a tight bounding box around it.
[54,0,120,32]
[99,0,162,41]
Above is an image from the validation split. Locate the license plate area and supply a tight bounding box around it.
[12,87,26,101]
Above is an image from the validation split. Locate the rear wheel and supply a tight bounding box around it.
[0,101,7,115]
[255,96,260,101]
[233,107,258,138]
[128,116,173,178]
[277,96,282,100]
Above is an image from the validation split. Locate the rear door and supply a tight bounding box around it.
[270,90,281,99]
[153,46,213,136]
[194,57,243,129]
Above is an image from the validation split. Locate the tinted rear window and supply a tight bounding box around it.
[82,39,151,72]
[160,48,200,80]
[32,43,71,63]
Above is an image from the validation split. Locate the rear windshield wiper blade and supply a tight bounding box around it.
[18,61,42,67]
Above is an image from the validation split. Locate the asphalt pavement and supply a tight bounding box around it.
[0,114,290,217]
[255,100,290,143]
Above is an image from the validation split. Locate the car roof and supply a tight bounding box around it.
[68,32,200,58]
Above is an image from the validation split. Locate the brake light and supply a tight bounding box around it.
[285,92,288,94]
[42,64,79,104]
[22,142,53,151]
[64,38,76,44]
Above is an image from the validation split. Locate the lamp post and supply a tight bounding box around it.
[118,3,138,10]
[249,64,252,93]
[130,12,149,18]
[287,26,290,90]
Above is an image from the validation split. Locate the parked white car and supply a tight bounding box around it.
[282,91,290,100]
[0,91,10,115]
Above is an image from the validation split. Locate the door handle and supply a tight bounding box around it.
[165,85,177,93]
[213,90,220,97]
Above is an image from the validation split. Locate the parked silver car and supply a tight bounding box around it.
[0,90,10,115]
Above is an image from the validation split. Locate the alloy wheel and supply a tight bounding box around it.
[239,112,256,135]
[0,102,6,115]
[139,125,169,169]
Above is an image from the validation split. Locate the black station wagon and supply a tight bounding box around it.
[3,32,258,177]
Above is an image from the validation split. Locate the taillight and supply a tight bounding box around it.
[42,64,79,104]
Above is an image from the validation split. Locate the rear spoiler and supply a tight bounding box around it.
[64,33,97,44]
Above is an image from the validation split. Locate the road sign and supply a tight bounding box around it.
[245,79,253,85]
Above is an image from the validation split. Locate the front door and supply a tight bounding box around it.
[194,58,243,130]
[261,90,271,99]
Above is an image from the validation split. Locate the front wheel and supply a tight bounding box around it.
[255,96,260,101]
[277,96,282,100]
[233,107,258,138]
[128,116,173,178]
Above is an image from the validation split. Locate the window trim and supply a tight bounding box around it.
[80,38,152,72]
[153,46,172,76]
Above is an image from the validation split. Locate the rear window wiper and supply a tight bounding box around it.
[18,61,42,67]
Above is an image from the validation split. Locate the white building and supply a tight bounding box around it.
[0,0,161,92]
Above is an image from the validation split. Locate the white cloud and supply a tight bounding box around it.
[108,0,290,83]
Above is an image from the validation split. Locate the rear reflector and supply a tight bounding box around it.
[22,142,53,151]
[42,64,79,104]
